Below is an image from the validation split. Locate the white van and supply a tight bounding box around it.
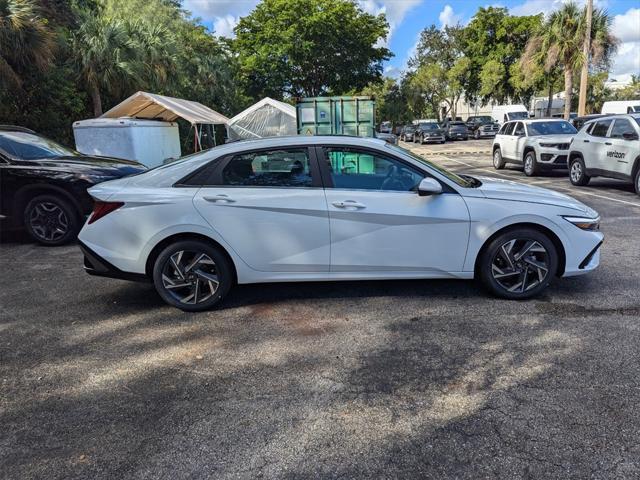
[601,101,640,115]
[492,105,529,124]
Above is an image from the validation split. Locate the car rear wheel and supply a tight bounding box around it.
[569,158,590,186]
[152,240,233,312]
[493,148,505,169]
[474,129,480,139]
[479,228,558,299]
[523,151,538,176]
[634,168,640,196]
[23,194,79,246]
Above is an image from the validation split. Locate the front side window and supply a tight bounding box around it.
[513,122,525,136]
[325,147,424,192]
[609,119,635,139]
[591,119,613,137]
[500,122,515,135]
[0,132,78,160]
[222,148,313,187]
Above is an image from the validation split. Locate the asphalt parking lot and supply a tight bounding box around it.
[2,139,640,479]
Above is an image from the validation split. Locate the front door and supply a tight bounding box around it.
[193,147,330,272]
[318,146,470,274]
[587,118,614,171]
[513,122,527,161]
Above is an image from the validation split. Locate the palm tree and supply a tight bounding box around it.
[71,14,138,117]
[0,0,55,91]
[521,2,617,119]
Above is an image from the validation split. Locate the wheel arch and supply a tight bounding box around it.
[523,145,536,160]
[568,150,584,163]
[492,143,501,153]
[631,155,640,180]
[144,232,238,283]
[474,222,566,278]
[14,183,83,225]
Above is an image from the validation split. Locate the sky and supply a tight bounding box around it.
[183,0,640,82]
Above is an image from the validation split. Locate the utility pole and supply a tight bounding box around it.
[578,0,593,117]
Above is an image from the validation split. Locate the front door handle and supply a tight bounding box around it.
[203,194,236,203]
[332,200,366,209]
[583,139,590,143]
[605,142,612,145]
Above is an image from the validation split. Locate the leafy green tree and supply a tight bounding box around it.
[357,77,409,126]
[613,75,640,101]
[0,0,55,91]
[522,2,617,119]
[462,7,542,105]
[233,0,392,99]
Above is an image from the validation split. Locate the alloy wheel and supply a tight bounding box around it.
[491,238,550,293]
[570,161,582,183]
[161,250,220,305]
[524,155,533,175]
[29,202,69,242]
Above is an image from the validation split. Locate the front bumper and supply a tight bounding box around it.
[422,135,445,143]
[538,148,570,170]
[563,232,604,277]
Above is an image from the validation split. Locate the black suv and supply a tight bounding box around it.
[0,126,146,245]
[441,121,469,141]
[414,123,446,144]
[465,116,499,139]
[399,125,417,142]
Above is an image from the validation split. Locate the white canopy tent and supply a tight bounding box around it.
[228,97,297,141]
[101,91,230,150]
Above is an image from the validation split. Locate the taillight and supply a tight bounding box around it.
[88,201,124,224]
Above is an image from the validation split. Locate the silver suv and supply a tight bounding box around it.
[492,119,577,176]
[568,114,640,195]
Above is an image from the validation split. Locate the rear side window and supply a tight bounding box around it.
[590,119,612,137]
[499,122,515,135]
[221,148,313,187]
[609,119,635,139]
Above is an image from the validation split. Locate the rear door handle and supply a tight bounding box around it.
[583,139,590,143]
[332,200,366,209]
[605,142,612,145]
[203,194,236,203]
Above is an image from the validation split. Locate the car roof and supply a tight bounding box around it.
[218,135,388,152]
[0,125,36,134]
[582,113,640,125]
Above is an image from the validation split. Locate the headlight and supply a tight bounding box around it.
[77,174,113,183]
[563,216,600,231]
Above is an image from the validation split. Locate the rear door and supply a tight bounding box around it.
[192,146,330,272]
[606,118,639,177]
[317,145,470,274]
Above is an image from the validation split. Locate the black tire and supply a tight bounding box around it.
[23,194,80,245]
[474,129,480,139]
[635,168,640,196]
[152,240,233,312]
[523,151,538,177]
[493,148,506,170]
[569,157,590,186]
[478,227,558,300]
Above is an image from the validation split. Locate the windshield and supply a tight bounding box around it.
[386,144,478,188]
[632,106,640,113]
[507,111,528,120]
[419,123,439,130]
[528,121,577,136]
[450,122,466,126]
[475,116,493,122]
[0,132,78,160]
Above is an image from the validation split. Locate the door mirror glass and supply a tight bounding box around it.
[622,131,639,141]
[417,177,443,196]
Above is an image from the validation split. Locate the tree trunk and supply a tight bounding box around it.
[563,68,573,120]
[546,81,553,117]
[90,83,103,117]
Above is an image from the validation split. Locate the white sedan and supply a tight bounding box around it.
[78,136,603,311]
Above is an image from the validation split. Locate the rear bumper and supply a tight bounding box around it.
[79,240,149,282]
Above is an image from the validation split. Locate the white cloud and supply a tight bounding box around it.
[212,14,239,38]
[510,0,609,17]
[183,0,259,38]
[606,8,640,82]
[439,5,462,28]
[384,65,402,78]
[358,0,423,45]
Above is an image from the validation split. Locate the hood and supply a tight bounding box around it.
[474,176,597,215]
[531,134,574,143]
[14,155,147,177]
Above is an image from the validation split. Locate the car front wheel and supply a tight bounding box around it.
[634,168,640,196]
[152,240,233,311]
[479,228,558,299]
[569,158,590,186]
[523,151,538,176]
[24,194,79,246]
[474,130,480,139]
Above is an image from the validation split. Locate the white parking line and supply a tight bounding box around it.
[425,154,640,208]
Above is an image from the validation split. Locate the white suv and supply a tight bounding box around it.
[567,114,640,195]
[492,119,577,176]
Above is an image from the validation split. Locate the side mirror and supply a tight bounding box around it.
[623,132,639,141]
[417,177,443,196]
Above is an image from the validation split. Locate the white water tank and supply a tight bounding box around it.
[73,117,181,168]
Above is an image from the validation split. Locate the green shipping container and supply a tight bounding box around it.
[296,96,376,138]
